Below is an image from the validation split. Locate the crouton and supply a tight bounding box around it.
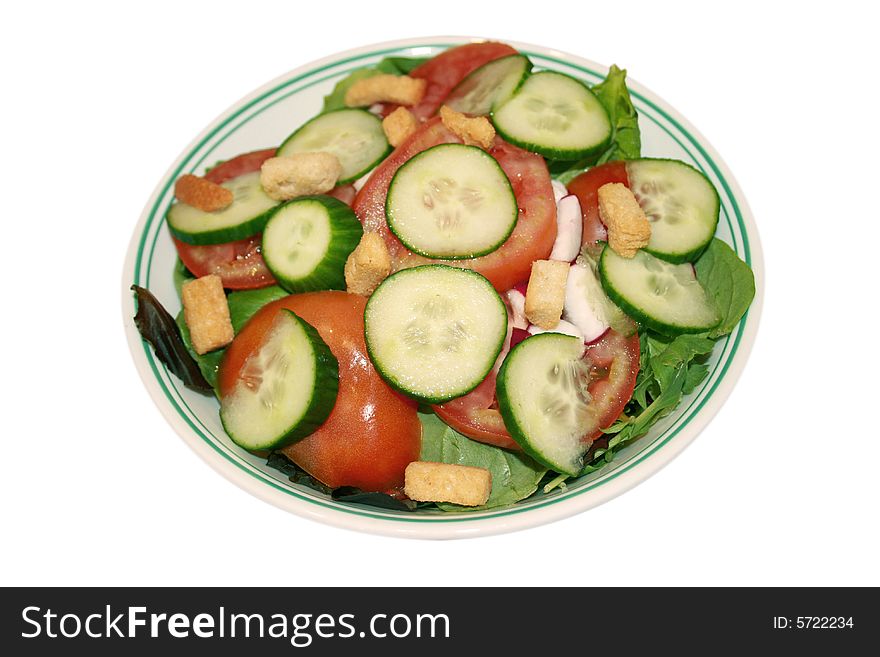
[259,153,342,201]
[439,105,495,149]
[524,260,569,329]
[344,74,426,107]
[382,107,419,147]
[344,232,392,296]
[174,174,233,212]
[597,182,651,258]
[404,461,492,507]
[181,275,233,355]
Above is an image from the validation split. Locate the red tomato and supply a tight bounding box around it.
[384,42,518,120]
[435,330,640,450]
[173,151,357,289]
[566,161,629,245]
[353,117,557,291]
[219,291,421,492]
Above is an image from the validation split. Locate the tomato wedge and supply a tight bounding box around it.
[566,161,629,245]
[434,330,640,451]
[219,291,421,492]
[353,117,557,291]
[172,149,356,289]
[384,41,518,120]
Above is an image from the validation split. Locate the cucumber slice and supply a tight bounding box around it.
[386,144,518,259]
[444,54,532,115]
[496,333,593,476]
[167,171,278,245]
[626,159,720,263]
[599,246,720,336]
[220,309,338,451]
[277,108,390,184]
[262,195,362,293]
[364,265,507,403]
[491,71,611,160]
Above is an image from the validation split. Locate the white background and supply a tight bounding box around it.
[3,1,878,587]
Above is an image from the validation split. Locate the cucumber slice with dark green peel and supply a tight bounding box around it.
[626,159,720,263]
[167,171,278,245]
[599,246,720,336]
[444,54,532,115]
[364,265,507,403]
[262,195,362,293]
[277,108,390,183]
[220,309,338,451]
[386,144,518,259]
[496,333,594,476]
[491,71,611,160]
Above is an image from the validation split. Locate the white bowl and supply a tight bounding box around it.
[122,37,763,539]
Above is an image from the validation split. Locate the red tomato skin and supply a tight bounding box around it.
[384,42,518,120]
[173,151,356,290]
[219,292,421,492]
[566,161,630,245]
[353,117,557,292]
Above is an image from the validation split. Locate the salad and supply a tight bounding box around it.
[132,41,755,513]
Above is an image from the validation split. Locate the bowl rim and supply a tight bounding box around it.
[121,36,763,539]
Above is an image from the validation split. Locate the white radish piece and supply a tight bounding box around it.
[528,319,585,342]
[505,289,528,329]
[562,262,611,342]
[549,195,583,262]
[551,179,568,204]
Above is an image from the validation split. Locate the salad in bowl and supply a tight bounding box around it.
[125,38,759,537]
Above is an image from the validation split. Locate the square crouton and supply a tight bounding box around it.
[404,461,492,507]
[344,74,426,107]
[344,232,392,296]
[382,107,419,147]
[181,275,233,355]
[597,182,651,258]
[439,105,495,149]
[260,153,342,201]
[524,259,569,329]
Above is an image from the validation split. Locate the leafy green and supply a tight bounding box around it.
[226,285,288,332]
[576,331,716,475]
[265,452,333,495]
[591,65,641,165]
[419,412,547,511]
[695,238,756,337]
[548,65,641,184]
[322,56,428,112]
[175,311,223,392]
[131,285,213,394]
[331,487,417,512]
[173,258,195,298]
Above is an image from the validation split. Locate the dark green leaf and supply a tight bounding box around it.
[131,285,213,394]
[265,452,334,495]
[418,412,547,511]
[374,56,428,75]
[683,362,710,395]
[591,65,641,164]
[175,311,222,392]
[332,487,418,512]
[695,238,756,337]
[173,258,196,299]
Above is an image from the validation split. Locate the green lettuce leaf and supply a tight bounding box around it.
[418,412,547,511]
[322,56,428,113]
[695,238,756,337]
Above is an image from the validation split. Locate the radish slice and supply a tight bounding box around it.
[549,195,583,262]
[551,179,568,203]
[505,289,528,329]
[528,319,585,342]
[509,327,531,349]
[562,262,611,342]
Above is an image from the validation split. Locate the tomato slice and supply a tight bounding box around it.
[566,161,629,245]
[353,117,557,291]
[384,42,518,120]
[172,150,356,289]
[434,330,640,451]
[219,291,421,492]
